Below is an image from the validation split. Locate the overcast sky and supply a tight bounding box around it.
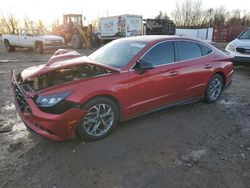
[1,0,250,25]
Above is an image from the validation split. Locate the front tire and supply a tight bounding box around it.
[205,74,224,103]
[77,97,119,141]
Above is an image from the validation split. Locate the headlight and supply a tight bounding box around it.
[226,44,235,52]
[36,91,72,107]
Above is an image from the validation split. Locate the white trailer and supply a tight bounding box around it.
[100,14,143,41]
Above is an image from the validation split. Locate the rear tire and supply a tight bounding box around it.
[4,40,15,52]
[71,34,83,49]
[36,42,43,54]
[205,74,224,103]
[76,97,119,141]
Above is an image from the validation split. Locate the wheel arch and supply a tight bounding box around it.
[4,39,15,52]
[35,40,43,48]
[204,71,225,103]
[204,70,226,96]
[4,39,10,44]
[213,71,226,86]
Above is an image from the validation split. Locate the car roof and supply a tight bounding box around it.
[117,35,206,44]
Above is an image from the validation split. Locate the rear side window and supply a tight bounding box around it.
[142,41,175,66]
[177,41,202,61]
[200,44,213,55]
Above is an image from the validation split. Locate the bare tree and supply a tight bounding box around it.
[51,19,60,34]
[211,6,227,26]
[199,8,213,27]
[155,11,170,20]
[241,10,250,25]
[1,11,19,34]
[0,18,8,34]
[0,13,48,35]
[24,16,47,33]
[91,18,100,32]
[171,2,250,28]
[36,19,45,31]
[172,0,202,28]
[228,9,243,25]
[24,15,37,29]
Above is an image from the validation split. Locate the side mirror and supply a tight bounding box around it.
[135,59,156,74]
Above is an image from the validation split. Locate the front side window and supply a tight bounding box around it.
[238,29,250,40]
[26,30,33,36]
[177,41,202,61]
[33,29,45,36]
[142,41,175,66]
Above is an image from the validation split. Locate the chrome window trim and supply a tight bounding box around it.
[129,39,215,71]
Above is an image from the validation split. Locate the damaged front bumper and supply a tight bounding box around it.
[11,70,86,141]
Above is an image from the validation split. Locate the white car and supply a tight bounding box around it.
[225,27,250,64]
[2,29,65,54]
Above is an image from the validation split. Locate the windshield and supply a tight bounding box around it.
[88,40,147,68]
[238,29,250,39]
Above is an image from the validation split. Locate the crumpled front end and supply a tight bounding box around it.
[11,70,86,141]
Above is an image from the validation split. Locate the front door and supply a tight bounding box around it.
[127,41,180,117]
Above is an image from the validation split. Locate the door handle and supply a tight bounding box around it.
[167,71,179,77]
[204,64,212,69]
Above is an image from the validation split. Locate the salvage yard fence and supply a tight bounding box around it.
[176,28,214,42]
[176,25,249,43]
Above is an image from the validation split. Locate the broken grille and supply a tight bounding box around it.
[14,85,32,113]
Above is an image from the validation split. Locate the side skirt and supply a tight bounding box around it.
[123,96,203,122]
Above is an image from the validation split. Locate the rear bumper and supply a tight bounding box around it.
[225,69,233,88]
[11,71,86,141]
[233,56,250,65]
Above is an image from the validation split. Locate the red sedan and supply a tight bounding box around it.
[11,36,233,141]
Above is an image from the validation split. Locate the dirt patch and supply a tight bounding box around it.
[0,42,250,188]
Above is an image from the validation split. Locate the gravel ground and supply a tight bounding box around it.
[0,42,250,188]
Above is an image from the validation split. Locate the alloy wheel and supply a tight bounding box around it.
[83,104,115,137]
[208,77,223,101]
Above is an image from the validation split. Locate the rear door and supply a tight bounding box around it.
[175,41,214,99]
[127,41,181,116]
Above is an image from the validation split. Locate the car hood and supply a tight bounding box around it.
[37,35,64,41]
[230,38,250,48]
[21,55,120,81]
